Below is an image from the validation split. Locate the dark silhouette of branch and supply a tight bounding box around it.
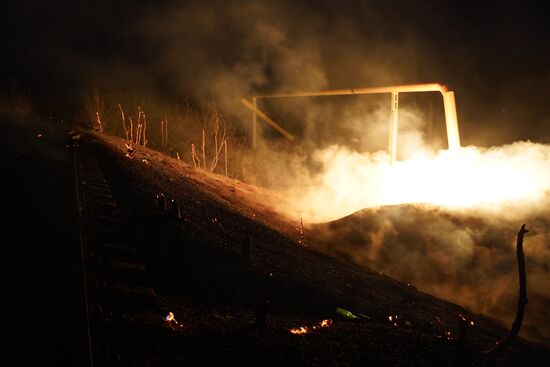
[483,224,529,358]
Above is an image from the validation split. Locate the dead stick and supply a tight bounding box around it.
[136,107,142,144]
[214,116,219,158]
[201,129,206,169]
[118,104,128,140]
[161,120,164,149]
[224,139,228,177]
[164,116,168,150]
[483,224,529,357]
[191,143,199,167]
[95,111,103,133]
[142,113,148,146]
[210,124,227,171]
[137,106,142,130]
[210,134,227,172]
[137,124,142,145]
[129,116,134,143]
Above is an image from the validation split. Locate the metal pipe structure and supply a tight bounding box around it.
[389,92,399,163]
[242,83,461,160]
[240,98,295,142]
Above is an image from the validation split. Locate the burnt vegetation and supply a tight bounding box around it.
[77,128,548,366]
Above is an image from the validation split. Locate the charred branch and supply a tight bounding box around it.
[118,104,129,141]
[482,224,529,358]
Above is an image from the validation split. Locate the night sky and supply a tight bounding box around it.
[2,0,549,145]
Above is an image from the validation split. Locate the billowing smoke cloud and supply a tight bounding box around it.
[5,0,550,142]
[4,0,550,347]
[275,139,550,222]
[238,88,550,346]
[241,93,550,344]
[307,202,550,345]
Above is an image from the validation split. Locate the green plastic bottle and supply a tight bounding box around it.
[335,307,360,320]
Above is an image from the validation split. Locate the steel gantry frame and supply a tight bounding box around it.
[241,83,461,162]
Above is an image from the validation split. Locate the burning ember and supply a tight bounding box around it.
[289,326,309,335]
[435,316,455,340]
[289,319,333,335]
[164,311,183,330]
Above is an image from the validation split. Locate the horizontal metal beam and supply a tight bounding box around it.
[253,83,449,99]
[243,82,460,152]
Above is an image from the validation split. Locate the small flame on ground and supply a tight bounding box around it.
[289,319,333,335]
[388,315,398,327]
[164,311,183,329]
[290,326,309,335]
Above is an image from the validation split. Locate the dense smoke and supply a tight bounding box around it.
[3,0,550,346]
[249,94,550,345]
[3,0,550,144]
[274,138,550,222]
[246,99,550,345]
[308,201,550,345]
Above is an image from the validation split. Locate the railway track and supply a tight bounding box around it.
[74,141,159,366]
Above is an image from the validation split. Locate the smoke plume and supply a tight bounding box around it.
[4,0,550,346]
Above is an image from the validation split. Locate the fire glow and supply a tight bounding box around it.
[287,141,550,222]
[164,311,183,329]
[289,319,333,335]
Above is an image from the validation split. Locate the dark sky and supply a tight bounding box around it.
[2,0,549,145]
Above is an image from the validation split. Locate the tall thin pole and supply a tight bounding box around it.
[389,92,399,163]
[442,91,461,150]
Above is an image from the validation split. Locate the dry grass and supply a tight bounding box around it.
[79,91,254,181]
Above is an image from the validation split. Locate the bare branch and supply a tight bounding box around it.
[191,143,200,168]
[201,129,206,169]
[118,104,129,141]
[224,139,228,177]
[483,224,529,357]
[95,111,104,133]
[129,116,134,142]
[164,116,168,150]
[142,113,148,147]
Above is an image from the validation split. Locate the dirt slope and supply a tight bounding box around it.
[84,130,549,366]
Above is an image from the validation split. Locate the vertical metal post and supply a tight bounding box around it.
[389,91,399,163]
[252,97,257,149]
[442,91,461,150]
[427,98,434,142]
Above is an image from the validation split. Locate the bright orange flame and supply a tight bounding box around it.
[164,311,183,329]
[290,326,309,335]
[289,319,333,335]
